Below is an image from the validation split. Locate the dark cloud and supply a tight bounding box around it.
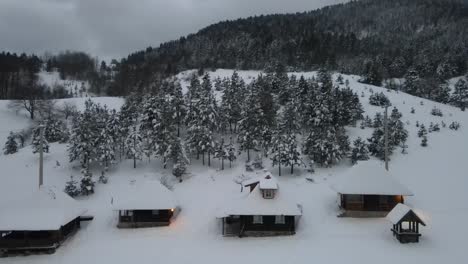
[0,0,345,60]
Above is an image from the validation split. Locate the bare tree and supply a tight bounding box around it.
[60,101,78,120]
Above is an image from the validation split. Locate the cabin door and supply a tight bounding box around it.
[364,195,379,211]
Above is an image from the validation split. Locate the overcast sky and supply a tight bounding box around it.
[0,0,345,60]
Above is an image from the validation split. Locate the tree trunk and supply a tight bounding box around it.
[291,164,294,174]
[163,156,167,169]
[202,152,205,166]
[221,158,224,170]
[247,148,250,162]
[279,162,281,176]
[208,151,211,167]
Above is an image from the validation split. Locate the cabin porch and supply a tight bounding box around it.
[117,209,174,228]
[0,217,81,256]
[222,215,296,237]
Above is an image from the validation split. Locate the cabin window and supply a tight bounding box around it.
[262,189,275,199]
[152,210,159,215]
[126,210,133,216]
[275,215,286,224]
[253,215,263,224]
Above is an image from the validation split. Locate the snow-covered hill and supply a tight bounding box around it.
[1,70,467,264]
[38,71,91,97]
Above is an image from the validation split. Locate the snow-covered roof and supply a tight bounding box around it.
[387,203,426,226]
[216,186,302,217]
[259,175,278,190]
[330,161,414,196]
[111,180,178,211]
[0,186,87,231]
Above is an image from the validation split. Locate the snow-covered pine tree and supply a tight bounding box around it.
[226,139,237,168]
[171,80,186,136]
[388,107,408,147]
[214,138,230,170]
[452,78,468,110]
[3,132,18,155]
[369,92,391,107]
[367,124,393,160]
[96,110,116,170]
[237,82,263,161]
[64,175,80,197]
[170,137,189,182]
[68,99,98,168]
[44,117,66,143]
[185,74,202,127]
[220,71,245,133]
[256,75,278,155]
[269,132,287,176]
[421,135,428,147]
[303,125,349,167]
[125,126,144,169]
[80,168,94,195]
[118,95,140,158]
[32,126,49,154]
[186,73,218,166]
[418,124,428,138]
[350,137,370,164]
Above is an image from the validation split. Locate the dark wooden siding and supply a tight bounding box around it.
[341,194,404,211]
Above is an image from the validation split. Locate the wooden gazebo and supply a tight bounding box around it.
[331,161,414,217]
[111,180,179,228]
[387,203,426,243]
[217,173,302,237]
[0,186,89,256]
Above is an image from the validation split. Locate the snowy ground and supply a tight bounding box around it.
[1,70,468,263]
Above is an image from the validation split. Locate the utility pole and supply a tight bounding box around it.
[383,106,389,171]
[39,125,45,188]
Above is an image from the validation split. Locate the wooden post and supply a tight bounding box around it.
[384,106,389,171]
[39,125,45,188]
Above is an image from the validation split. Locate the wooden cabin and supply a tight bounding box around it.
[387,203,426,243]
[0,186,89,256]
[112,180,179,228]
[217,173,302,237]
[331,161,414,217]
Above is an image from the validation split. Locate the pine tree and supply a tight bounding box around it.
[388,107,408,147]
[32,126,49,154]
[214,138,229,170]
[64,175,80,197]
[3,132,18,155]
[220,71,245,133]
[421,135,428,147]
[44,117,66,143]
[80,168,95,196]
[170,137,189,182]
[270,132,286,176]
[350,137,370,164]
[68,99,98,168]
[303,126,349,167]
[367,125,392,160]
[186,73,218,166]
[126,126,143,169]
[452,78,468,110]
[418,125,428,138]
[237,83,263,161]
[226,140,237,168]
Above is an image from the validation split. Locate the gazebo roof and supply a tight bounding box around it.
[330,161,414,196]
[387,203,426,226]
